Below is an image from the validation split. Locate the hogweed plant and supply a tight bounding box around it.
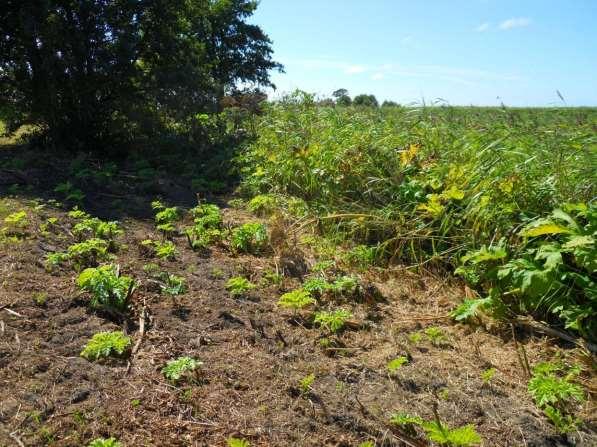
[387,356,409,374]
[226,438,250,447]
[162,356,202,384]
[77,265,135,313]
[226,276,255,297]
[88,438,122,447]
[230,222,268,255]
[528,361,585,433]
[277,289,315,313]
[80,331,131,361]
[313,309,352,334]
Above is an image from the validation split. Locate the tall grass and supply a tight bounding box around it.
[237,92,596,337]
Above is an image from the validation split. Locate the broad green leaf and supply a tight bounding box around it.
[522,222,571,237]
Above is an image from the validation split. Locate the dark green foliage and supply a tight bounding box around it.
[0,0,281,150]
[353,94,378,107]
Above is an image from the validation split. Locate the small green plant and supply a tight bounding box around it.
[80,331,131,361]
[189,203,222,228]
[141,239,178,260]
[528,362,585,433]
[160,273,187,296]
[3,210,28,236]
[226,276,256,297]
[77,265,135,312]
[298,373,315,394]
[277,289,315,312]
[73,217,122,244]
[302,277,332,297]
[261,269,283,286]
[54,181,85,203]
[481,368,496,384]
[210,267,225,279]
[343,244,378,270]
[331,275,359,296]
[390,413,481,446]
[387,356,409,373]
[67,238,111,270]
[230,222,268,254]
[358,442,375,447]
[186,226,222,250]
[153,201,180,234]
[162,356,202,383]
[45,252,70,270]
[68,208,90,219]
[227,438,250,447]
[421,421,481,446]
[88,438,122,447]
[247,194,278,216]
[313,309,352,334]
[424,327,449,347]
[408,332,423,344]
[32,292,48,306]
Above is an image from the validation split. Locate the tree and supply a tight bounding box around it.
[382,100,400,108]
[0,0,282,151]
[353,94,379,108]
[332,88,351,106]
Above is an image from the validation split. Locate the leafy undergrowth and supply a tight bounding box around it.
[0,188,595,447]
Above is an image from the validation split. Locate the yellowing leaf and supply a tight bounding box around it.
[417,194,444,217]
[441,186,465,201]
[400,143,420,166]
[521,222,571,237]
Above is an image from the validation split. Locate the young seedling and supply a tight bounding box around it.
[387,356,409,374]
[481,368,496,385]
[162,356,202,384]
[277,289,315,313]
[302,277,332,297]
[153,201,180,235]
[227,438,250,447]
[424,327,450,347]
[226,276,256,297]
[80,331,131,361]
[67,238,112,269]
[3,210,28,236]
[528,362,585,433]
[141,239,178,260]
[313,309,352,334]
[88,438,122,447]
[298,373,315,395]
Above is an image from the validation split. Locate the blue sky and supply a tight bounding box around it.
[250,0,597,106]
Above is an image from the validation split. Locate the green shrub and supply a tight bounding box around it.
[141,239,177,260]
[153,202,180,234]
[80,331,131,361]
[77,265,135,312]
[230,223,268,254]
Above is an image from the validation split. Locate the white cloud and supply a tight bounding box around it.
[499,17,531,30]
[344,65,367,74]
[371,73,384,81]
[475,22,490,32]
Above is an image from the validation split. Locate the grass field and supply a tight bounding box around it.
[0,103,595,446]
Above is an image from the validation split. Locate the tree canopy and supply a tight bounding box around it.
[0,0,282,150]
